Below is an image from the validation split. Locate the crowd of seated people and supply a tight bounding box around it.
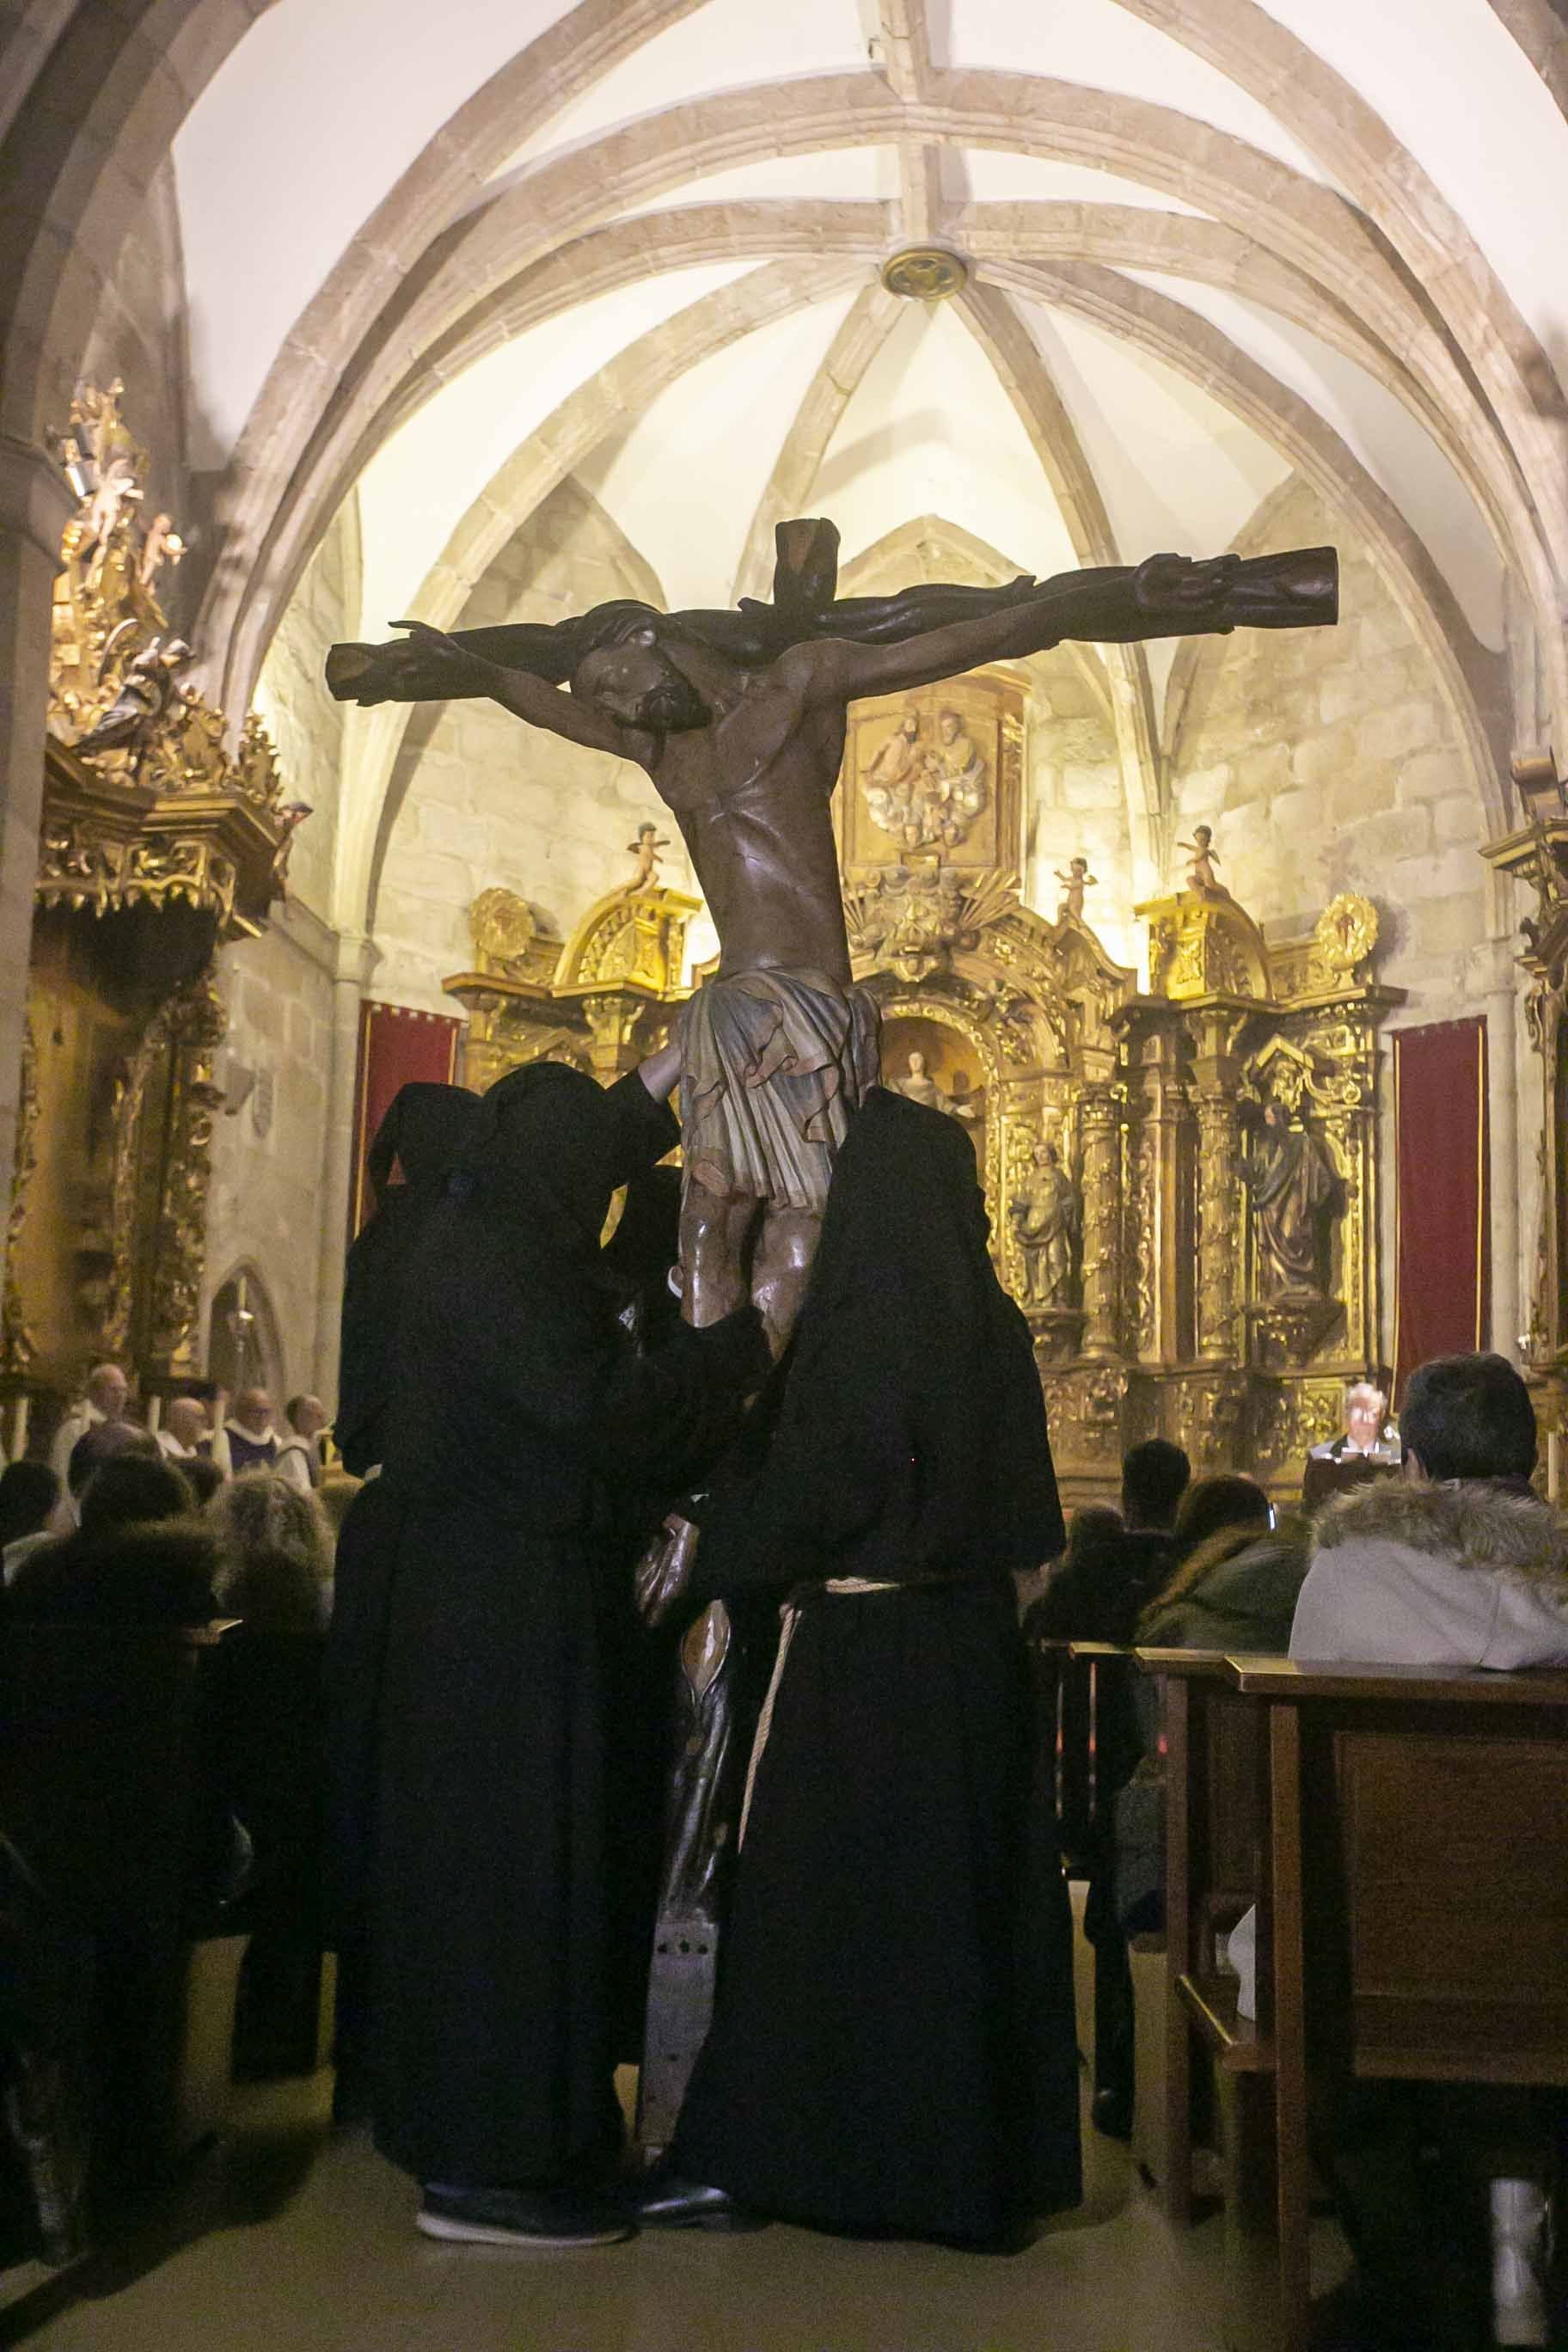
[1027,1354,1568,2351]
[0,1367,340,2265]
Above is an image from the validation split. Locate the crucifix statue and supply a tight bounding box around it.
[328,520,1336,2149]
[329,520,1335,1355]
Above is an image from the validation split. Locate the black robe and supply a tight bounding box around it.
[365,1064,769,2188]
[326,1081,481,2110]
[671,1087,1079,2244]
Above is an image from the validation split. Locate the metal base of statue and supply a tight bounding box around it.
[636,1598,773,2153]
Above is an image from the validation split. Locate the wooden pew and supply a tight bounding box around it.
[1239,1657,1568,2352]
[0,1623,246,2230]
[1028,1638,1137,1872]
[1133,1648,1265,2230]
[1156,1651,1568,2351]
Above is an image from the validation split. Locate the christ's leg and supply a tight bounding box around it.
[678,1177,761,1330]
[751,1206,821,1359]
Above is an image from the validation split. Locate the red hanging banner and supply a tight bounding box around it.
[1392,1017,1489,1399]
[348,1001,463,1238]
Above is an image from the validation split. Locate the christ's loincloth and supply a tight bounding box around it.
[679,968,879,1214]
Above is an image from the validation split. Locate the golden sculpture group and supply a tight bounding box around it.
[2,385,300,1433]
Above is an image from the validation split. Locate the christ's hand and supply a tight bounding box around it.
[389,618,500,695]
[1133,553,1241,617]
[636,1512,701,1626]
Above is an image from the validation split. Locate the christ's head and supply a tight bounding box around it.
[571,628,707,735]
[938,709,961,744]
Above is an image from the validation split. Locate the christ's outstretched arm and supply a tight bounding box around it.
[788,547,1333,707]
[379,620,655,764]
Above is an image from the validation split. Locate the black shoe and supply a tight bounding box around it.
[637,2170,765,2232]
[418,2184,633,2248]
[1091,2087,1134,2142]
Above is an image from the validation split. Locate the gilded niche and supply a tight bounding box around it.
[837,670,1023,874]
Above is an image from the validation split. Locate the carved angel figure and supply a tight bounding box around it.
[1178,824,1224,896]
[1055,855,1098,922]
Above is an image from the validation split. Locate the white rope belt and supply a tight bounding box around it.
[737,1577,901,1850]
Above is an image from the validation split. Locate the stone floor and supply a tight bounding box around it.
[0,2065,1234,2352]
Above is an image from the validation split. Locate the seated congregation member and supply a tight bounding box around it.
[9,1455,213,1626]
[181,1454,225,1509]
[641,1087,1079,2250]
[368,1048,770,2250]
[1026,1437,1191,1644]
[209,1473,334,2076]
[155,1393,211,1467]
[326,1077,481,2123]
[1137,1472,1307,1653]
[1266,1354,1567,2352]
[0,1463,69,1587]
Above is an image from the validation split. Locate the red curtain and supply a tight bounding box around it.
[1392,1017,1489,1398]
[348,1001,463,1237]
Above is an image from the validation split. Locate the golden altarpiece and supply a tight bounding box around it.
[1,387,299,1447]
[447,665,1403,1496]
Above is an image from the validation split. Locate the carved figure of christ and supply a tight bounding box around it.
[389,544,1331,1348]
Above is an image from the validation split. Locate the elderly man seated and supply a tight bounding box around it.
[1301,1376,1399,1514]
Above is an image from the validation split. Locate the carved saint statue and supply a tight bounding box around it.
[890,1049,978,1123]
[1009,1139,1080,1308]
[1056,855,1098,922]
[1242,1099,1339,1295]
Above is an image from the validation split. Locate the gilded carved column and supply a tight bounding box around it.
[1078,1081,1124,1358]
[1123,1014,1191,1365]
[1190,1010,1245,1363]
[580,989,650,1083]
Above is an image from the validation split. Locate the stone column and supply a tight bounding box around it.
[1078,1081,1124,1358]
[0,438,71,1191]
[313,931,373,1403]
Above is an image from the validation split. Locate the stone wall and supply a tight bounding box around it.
[201,904,338,1401]
[1168,475,1493,1009]
[371,480,693,1009]
[251,494,360,927]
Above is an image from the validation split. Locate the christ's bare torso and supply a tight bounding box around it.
[644,662,852,985]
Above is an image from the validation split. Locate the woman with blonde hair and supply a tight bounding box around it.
[210,1468,333,1630]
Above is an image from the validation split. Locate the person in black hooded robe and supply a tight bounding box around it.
[640,1086,1079,2248]
[326,1080,481,2122]
[367,1054,770,2246]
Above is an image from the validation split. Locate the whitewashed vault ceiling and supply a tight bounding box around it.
[161,0,1568,926]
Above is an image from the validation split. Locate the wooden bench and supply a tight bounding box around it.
[1154,1651,1568,2351]
[0,1623,247,2239]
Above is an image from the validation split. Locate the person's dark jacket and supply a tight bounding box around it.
[1138,1521,1308,1652]
[6,1521,216,1626]
[1026,1524,1175,1646]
